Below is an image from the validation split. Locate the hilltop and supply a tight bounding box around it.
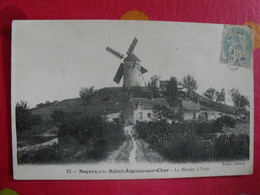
[189,92,234,114]
[31,87,132,120]
[31,86,235,121]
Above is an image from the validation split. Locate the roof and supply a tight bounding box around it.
[181,99,200,111]
[125,53,141,62]
[129,97,169,109]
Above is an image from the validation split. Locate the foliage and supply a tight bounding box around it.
[147,75,161,97]
[190,116,235,135]
[79,86,95,112]
[18,144,60,164]
[19,113,125,164]
[203,88,225,107]
[179,75,198,98]
[36,100,59,108]
[164,76,179,106]
[135,121,201,162]
[195,115,236,135]
[16,101,42,132]
[51,109,67,124]
[58,114,125,161]
[214,134,249,160]
[135,119,247,162]
[195,121,222,135]
[229,88,250,115]
[215,115,236,128]
[153,105,175,120]
[128,86,144,97]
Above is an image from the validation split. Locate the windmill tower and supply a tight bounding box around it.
[106,37,148,87]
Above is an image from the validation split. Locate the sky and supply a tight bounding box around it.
[12,20,253,108]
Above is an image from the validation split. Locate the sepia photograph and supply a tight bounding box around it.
[11,20,254,179]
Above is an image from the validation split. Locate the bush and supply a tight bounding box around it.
[51,109,67,124]
[135,121,203,162]
[135,120,248,162]
[214,134,249,160]
[18,145,61,164]
[195,116,236,136]
[16,101,42,132]
[195,121,222,135]
[58,114,125,162]
[215,115,236,128]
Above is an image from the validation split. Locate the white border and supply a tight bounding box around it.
[11,20,254,180]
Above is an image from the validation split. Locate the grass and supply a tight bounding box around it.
[18,114,126,164]
[135,120,250,162]
[17,124,58,147]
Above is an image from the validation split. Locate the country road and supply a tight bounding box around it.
[107,125,164,163]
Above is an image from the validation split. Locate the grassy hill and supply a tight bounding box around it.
[189,92,234,114]
[32,87,131,121]
[31,86,235,121]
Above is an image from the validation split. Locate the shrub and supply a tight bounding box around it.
[135,120,203,162]
[195,121,222,135]
[216,115,236,128]
[16,101,42,132]
[164,132,200,162]
[206,115,237,134]
[214,134,249,160]
[195,116,236,135]
[18,144,61,164]
[135,119,248,162]
[51,109,67,124]
[58,114,125,162]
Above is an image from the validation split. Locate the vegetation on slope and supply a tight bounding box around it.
[135,118,249,162]
[18,113,125,164]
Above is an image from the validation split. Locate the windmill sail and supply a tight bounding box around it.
[127,37,138,55]
[141,66,148,74]
[125,53,141,62]
[106,47,125,59]
[113,63,124,84]
[106,37,147,86]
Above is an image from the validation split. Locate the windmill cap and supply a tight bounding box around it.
[124,53,141,62]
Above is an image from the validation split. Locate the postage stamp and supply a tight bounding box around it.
[220,25,254,68]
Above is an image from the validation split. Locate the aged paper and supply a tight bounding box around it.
[11,20,254,179]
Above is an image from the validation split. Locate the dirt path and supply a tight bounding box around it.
[125,125,138,163]
[106,138,133,163]
[107,125,164,163]
[135,139,164,163]
[17,138,58,155]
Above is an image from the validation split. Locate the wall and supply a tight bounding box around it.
[183,111,200,121]
[123,101,134,124]
[133,107,153,123]
[123,61,143,87]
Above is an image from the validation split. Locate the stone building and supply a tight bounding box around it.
[122,96,169,124]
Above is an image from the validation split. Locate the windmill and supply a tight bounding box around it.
[106,37,148,87]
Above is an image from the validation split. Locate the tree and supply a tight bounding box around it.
[129,86,143,97]
[79,86,95,112]
[216,88,226,106]
[229,88,249,114]
[16,101,42,132]
[153,105,174,120]
[179,75,198,98]
[51,109,66,124]
[147,75,161,97]
[203,88,225,107]
[165,76,179,106]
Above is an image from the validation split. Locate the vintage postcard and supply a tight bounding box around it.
[11,20,254,180]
